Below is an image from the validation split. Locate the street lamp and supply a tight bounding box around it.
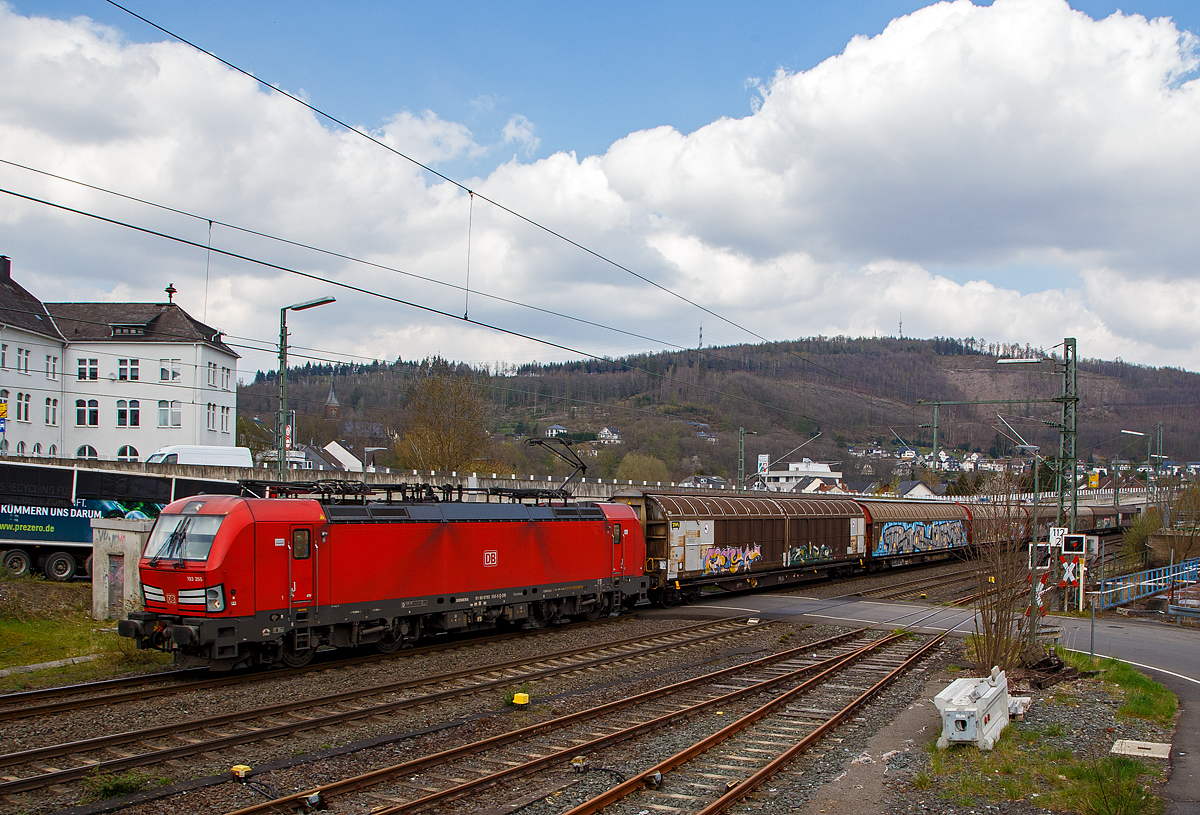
[279,296,336,476]
[362,446,386,490]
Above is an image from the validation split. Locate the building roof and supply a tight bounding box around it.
[0,257,63,341]
[44,302,238,357]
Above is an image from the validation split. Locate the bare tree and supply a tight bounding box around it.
[395,367,491,471]
[970,470,1034,671]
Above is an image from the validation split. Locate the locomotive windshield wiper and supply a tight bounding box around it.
[150,517,191,568]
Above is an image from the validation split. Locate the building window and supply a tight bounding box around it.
[118,359,139,381]
[76,399,98,427]
[207,361,218,386]
[221,366,231,390]
[117,445,139,462]
[45,397,57,426]
[158,400,181,427]
[1,344,6,368]
[160,359,181,382]
[45,355,57,379]
[116,399,141,427]
[0,439,7,454]
[31,443,41,457]
[76,445,98,460]
[77,358,98,380]
[17,348,29,373]
[15,441,24,456]
[48,444,57,457]
[206,402,216,430]
[16,393,30,422]
[221,405,231,433]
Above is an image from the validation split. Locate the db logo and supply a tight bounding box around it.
[483,550,498,567]
[166,594,176,603]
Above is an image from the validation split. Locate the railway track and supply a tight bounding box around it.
[215,627,942,815]
[0,614,640,721]
[0,616,767,798]
[856,566,978,601]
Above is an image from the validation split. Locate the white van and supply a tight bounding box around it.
[146,445,254,467]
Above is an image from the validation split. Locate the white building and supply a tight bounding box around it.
[597,426,623,444]
[759,458,844,491]
[0,257,239,462]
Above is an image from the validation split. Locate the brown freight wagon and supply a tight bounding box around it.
[613,490,865,604]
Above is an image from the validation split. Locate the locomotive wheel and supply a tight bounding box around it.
[583,600,607,621]
[375,628,403,654]
[660,589,679,608]
[279,636,316,668]
[2,549,32,578]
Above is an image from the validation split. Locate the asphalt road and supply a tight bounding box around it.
[643,591,1199,813]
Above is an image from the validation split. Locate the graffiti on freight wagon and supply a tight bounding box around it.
[702,544,762,575]
[784,542,833,566]
[875,520,966,557]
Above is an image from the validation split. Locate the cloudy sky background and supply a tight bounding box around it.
[1,0,1199,377]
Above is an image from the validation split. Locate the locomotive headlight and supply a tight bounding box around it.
[205,584,226,613]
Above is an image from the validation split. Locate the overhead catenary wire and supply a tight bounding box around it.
[0,157,769,371]
[0,186,846,429]
[100,0,846,381]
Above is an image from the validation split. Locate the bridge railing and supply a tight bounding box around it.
[1091,557,1200,610]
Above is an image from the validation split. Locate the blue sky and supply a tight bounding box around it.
[18,1,1200,171]
[3,0,1200,373]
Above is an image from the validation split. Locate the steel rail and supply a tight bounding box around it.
[695,633,946,815]
[223,628,880,815]
[556,633,916,815]
[0,613,649,719]
[0,617,759,792]
[857,567,977,599]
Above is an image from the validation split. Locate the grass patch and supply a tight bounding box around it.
[80,769,171,801]
[926,728,1163,813]
[918,653,1175,813]
[1058,755,1165,815]
[1059,648,1178,725]
[0,572,172,691]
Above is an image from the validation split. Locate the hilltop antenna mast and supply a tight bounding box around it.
[899,311,903,339]
[698,323,702,349]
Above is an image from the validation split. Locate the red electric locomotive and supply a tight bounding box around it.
[119,491,648,670]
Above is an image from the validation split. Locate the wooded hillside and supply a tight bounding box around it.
[235,336,1200,483]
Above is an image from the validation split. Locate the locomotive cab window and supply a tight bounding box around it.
[612,523,622,544]
[293,529,311,559]
[143,514,224,563]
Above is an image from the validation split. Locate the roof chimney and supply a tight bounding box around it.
[0,256,10,280]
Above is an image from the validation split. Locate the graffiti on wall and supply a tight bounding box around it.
[784,542,832,566]
[875,520,966,557]
[702,544,762,575]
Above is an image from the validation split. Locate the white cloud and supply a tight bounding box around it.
[2,0,1200,379]
[500,113,540,156]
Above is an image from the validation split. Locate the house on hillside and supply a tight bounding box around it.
[546,424,569,437]
[789,476,845,494]
[597,426,623,444]
[896,480,940,498]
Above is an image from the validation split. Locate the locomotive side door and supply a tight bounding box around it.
[611,522,624,582]
[288,526,315,612]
